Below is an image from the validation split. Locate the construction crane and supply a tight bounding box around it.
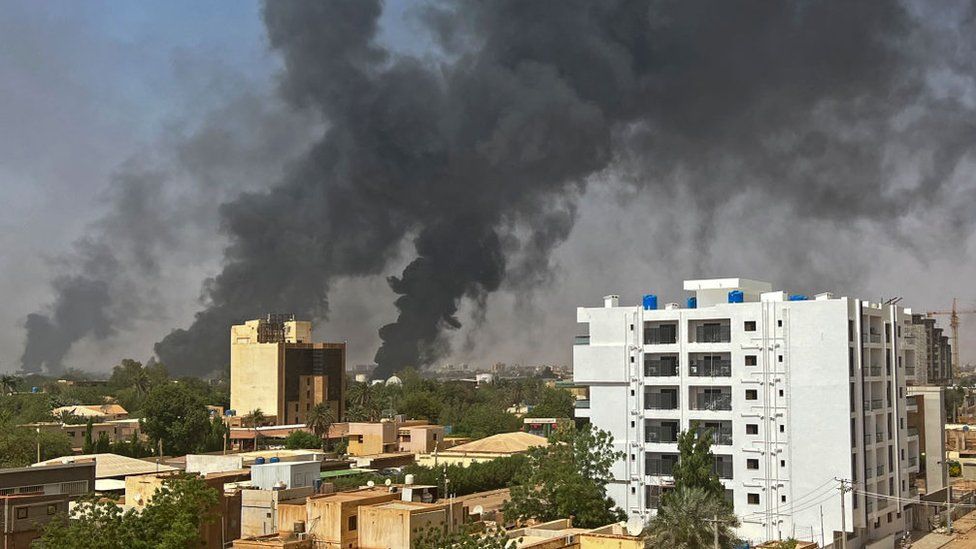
[926,298,976,379]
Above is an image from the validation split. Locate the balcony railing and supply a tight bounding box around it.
[905,367,916,376]
[908,427,919,438]
[864,434,873,446]
[877,466,885,476]
[645,425,679,444]
[876,432,884,443]
[866,500,874,513]
[645,359,679,377]
[689,359,732,377]
[644,326,677,345]
[696,325,731,343]
[693,394,732,411]
[645,393,679,410]
[574,335,590,346]
[871,399,883,410]
[863,333,882,344]
[646,456,679,476]
[712,431,733,446]
[867,366,881,377]
[909,456,918,467]
[713,460,733,479]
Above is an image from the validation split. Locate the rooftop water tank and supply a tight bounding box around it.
[728,290,744,304]
[687,297,697,309]
[255,457,266,465]
[269,457,280,463]
[788,294,808,301]
[642,294,658,311]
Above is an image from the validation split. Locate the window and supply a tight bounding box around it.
[779,425,785,433]
[349,516,358,531]
[780,459,786,467]
[744,321,756,332]
[746,424,758,435]
[778,354,783,363]
[746,355,757,366]
[781,495,787,503]
[16,507,28,519]
[777,320,782,327]
[778,389,784,397]
[747,458,759,469]
[47,505,57,515]
[630,356,634,363]
[748,493,760,505]
[745,389,758,400]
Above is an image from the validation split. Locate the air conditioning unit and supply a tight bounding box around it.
[296,532,308,541]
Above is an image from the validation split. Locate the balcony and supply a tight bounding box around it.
[713,456,733,479]
[866,500,874,513]
[646,453,679,476]
[877,466,885,477]
[646,421,679,444]
[909,456,918,467]
[863,333,882,344]
[695,324,731,343]
[575,400,590,409]
[693,421,733,446]
[864,434,873,446]
[689,358,732,377]
[876,432,884,443]
[645,356,679,377]
[905,366,916,376]
[870,399,883,410]
[907,427,919,438]
[644,323,677,345]
[690,391,732,412]
[574,335,590,346]
[645,390,679,410]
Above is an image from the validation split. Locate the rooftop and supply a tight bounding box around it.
[444,432,548,455]
[32,453,177,479]
[51,404,128,418]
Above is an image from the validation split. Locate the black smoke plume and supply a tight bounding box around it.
[155,0,976,378]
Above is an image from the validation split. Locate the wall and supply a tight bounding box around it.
[250,462,320,491]
[231,338,282,419]
[186,455,244,476]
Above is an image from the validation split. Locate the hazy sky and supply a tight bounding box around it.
[2,0,975,375]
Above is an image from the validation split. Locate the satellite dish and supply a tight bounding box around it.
[965,425,971,432]
[367,480,375,487]
[473,505,484,516]
[385,478,392,486]
[626,516,644,537]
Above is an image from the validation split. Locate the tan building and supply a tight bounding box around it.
[505,519,645,549]
[51,404,129,422]
[230,314,345,425]
[23,418,143,452]
[415,431,548,468]
[358,500,460,549]
[344,420,446,457]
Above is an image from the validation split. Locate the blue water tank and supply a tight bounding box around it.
[269,457,280,463]
[642,294,658,310]
[255,457,266,465]
[788,294,808,301]
[686,297,697,309]
[728,290,744,303]
[225,409,236,416]
[31,387,40,394]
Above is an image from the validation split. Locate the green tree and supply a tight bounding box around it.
[646,486,740,549]
[0,422,73,467]
[285,430,324,450]
[83,419,95,454]
[451,404,521,438]
[305,402,336,450]
[670,428,725,499]
[526,387,575,418]
[201,415,228,453]
[141,383,212,455]
[504,423,624,528]
[243,408,267,451]
[415,524,514,548]
[93,431,112,454]
[0,374,19,395]
[40,474,219,549]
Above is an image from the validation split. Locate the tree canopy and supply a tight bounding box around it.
[140,383,214,455]
[503,423,624,528]
[40,474,219,549]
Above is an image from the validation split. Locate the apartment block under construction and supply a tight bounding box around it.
[230,314,344,425]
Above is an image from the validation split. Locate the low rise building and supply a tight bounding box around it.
[241,487,315,539]
[51,404,129,421]
[22,418,143,452]
[32,453,177,491]
[345,420,445,457]
[0,462,95,498]
[505,519,645,549]
[357,500,460,549]
[251,461,321,491]
[415,432,548,468]
[1,493,70,548]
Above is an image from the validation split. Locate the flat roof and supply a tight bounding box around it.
[683,278,772,292]
[32,454,176,479]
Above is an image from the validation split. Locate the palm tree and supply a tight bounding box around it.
[244,408,266,451]
[305,403,336,451]
[0,374,18,396]
[646,486,740,549]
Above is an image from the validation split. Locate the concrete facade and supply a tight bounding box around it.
[250,461,320,491]
[230,315,345,425]
[0,493,69,548]
[357,500,457,549]
[574,278,917,548]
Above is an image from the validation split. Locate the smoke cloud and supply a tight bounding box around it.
[152,0,976,378]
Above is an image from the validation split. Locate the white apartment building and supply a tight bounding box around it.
[574,278,920,548]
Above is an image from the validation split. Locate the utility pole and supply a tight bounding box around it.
[838,479,850,549]
[36,426,41,463]
[704,514,734,549]
[820,505,826,548]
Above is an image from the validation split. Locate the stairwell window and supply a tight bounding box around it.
[748,493,760,505]
[747,458,759,469]
[744,321,756,332]
[745,389,758,400]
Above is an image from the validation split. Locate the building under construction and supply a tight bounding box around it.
[230,314,345,425]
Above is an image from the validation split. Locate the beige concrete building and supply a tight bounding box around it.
[344,420,445,457]
[505,519,646,549]
[22,418,142,452]
[230,315,345,425]
[358,500,459,549]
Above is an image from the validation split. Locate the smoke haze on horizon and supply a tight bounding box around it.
[4,0,976,377]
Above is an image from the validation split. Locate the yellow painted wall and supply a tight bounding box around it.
[230,339,281,417]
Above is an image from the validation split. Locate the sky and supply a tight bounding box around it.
[2,0,975,375]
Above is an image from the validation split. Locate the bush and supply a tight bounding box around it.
[284,430,323,450]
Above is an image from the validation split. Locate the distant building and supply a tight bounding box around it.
[344,420,445,457]
[32,453,177,491]
[230,314,345,425]
[51,404,129,422]
[909,314,953,385]
[22,418,142,452]
[0,462,95,548]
